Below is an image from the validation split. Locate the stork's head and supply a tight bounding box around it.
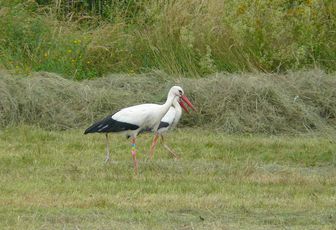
[169,86,184,97]
[169,86,195,113]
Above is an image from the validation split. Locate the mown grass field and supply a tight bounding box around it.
[0,126,335,229]
[1,1,336,229]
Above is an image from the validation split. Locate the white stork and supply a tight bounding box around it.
[84,86,194,175]
[149,96,195,160]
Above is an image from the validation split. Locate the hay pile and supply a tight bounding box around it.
[0,70,335,134]
[182,71,336,133]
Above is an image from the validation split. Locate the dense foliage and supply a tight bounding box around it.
[0,0,335,79]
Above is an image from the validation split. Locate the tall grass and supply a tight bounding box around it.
[0,70,335,134]
[0,1,96,79]
[0,0,335,78]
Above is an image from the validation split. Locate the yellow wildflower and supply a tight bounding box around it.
[73,39,81,44]
[237,4,247,15]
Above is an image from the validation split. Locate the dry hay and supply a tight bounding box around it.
[0,69,335,134]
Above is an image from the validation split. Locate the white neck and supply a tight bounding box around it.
[172,99,183,128]
[172,99,182,113]
[159,92,177,118]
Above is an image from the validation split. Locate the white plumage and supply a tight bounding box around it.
[112,103,167,135]
[84,86,194,175]
[149,96,195,159]
[158,99,183,134]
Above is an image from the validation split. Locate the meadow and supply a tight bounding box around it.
[1,70,336,228]
[0,126,335,229]
[1,1,336,229]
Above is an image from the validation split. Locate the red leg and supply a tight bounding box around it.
[150,133,159,160]
[161,135,179,160]
[131,137,138,175]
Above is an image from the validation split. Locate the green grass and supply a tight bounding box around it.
[0,126,335,229]
[0,0,335,78]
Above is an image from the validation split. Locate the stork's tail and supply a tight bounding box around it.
[84,114,140,134]
[84,115,112,134]
[84,123,98,134]
[84,122,100,134]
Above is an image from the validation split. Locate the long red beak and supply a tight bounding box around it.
[180,95,196,112]
[179,100,189,113]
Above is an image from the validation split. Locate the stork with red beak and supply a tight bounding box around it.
[149,96,195,160]
[84,86,194,175]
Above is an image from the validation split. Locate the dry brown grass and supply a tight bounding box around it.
[0,69,335,134]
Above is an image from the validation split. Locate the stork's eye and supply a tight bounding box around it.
[178,90,183,95]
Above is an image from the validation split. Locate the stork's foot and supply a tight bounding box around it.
[104,155,110,163]
[133,159,139,176]
[173,155,180,161]
[163,143,179,160]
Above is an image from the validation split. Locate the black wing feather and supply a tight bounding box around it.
[84,115,139,134]
[137,121,170,136]
[158,121,170,129]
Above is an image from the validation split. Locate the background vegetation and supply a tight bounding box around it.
[0,0,335,79]
[0,70,335,134]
